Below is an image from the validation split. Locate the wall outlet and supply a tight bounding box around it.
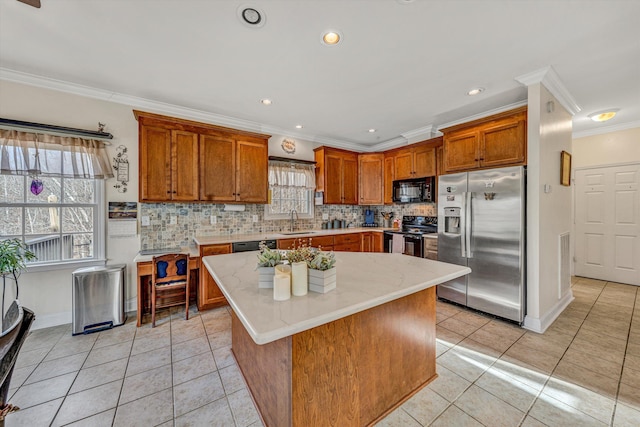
[352,212,358,219]
[252,215,259,223]
[141,216,150,226]
[210,215,217,225]
[170,216,177,225]
[322,213,329,220]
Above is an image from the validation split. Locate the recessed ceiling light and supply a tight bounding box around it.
[321,30,342,46]
[260,99,272,106]
[237,5,266,28]
[295,125,303,129]
[467,87,485,96]
[368,129,377,133]
[588,109,619,122]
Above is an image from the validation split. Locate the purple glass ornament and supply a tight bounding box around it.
[30,178,44,195]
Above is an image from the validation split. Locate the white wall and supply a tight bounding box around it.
[0,81,326,329]
[0,80,141,328]
[524,83,574,333]
[573,127,640,168]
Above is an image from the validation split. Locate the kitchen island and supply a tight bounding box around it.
[202,252,470,427]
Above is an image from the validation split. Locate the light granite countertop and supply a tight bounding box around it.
[133,246,200,263]
[193,227,392,246]
[202,251,470,345]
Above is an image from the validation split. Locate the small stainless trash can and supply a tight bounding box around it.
[72,264,126,335]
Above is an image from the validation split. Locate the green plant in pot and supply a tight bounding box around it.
[0,239,36,328]
[308,250,336,271]
[256,242,283,267]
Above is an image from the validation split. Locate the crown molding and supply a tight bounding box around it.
[435,100,528,132]
[515,66,581,116]
[0,68,367,149]
[572,119,640,139]
[401,125,435,144]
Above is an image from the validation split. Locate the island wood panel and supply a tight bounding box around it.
[292,316,360,426]
[231,287,437,427]
[232,311,292,427]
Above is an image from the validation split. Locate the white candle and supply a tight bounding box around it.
[273,274,291,301]
[291,261,308,296]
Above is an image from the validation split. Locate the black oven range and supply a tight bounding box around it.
[383,216,437,257]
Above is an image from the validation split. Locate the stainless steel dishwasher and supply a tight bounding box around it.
[72,264,126,335]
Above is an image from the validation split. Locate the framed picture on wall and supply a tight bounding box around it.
[560,150,571,186]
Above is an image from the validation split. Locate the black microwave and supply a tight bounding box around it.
[392,177,434,203]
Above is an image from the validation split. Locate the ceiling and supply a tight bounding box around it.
[1,0,639,151]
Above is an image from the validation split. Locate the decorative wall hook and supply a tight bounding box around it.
[112,145,129,193]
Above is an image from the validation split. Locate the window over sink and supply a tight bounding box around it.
[264,160,315,220]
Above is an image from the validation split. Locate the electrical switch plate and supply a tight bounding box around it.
[210,215,216,225]
[353,212,358,219]
[322,213,329,220]
[170,216,177,225]
[252,215,259,222]
[141,216,150,226]
[544,184,552,193]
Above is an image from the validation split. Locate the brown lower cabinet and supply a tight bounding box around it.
[198,232,383,311]
[199,243,232,310]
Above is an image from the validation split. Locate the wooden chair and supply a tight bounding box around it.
[151,253,190,327]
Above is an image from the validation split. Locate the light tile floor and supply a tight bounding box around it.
[5,277,640,426]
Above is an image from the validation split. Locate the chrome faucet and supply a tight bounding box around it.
[290,209,298,232]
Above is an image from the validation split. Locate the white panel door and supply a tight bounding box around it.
[575,164,640,285]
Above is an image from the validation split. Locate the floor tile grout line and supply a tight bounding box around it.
[609,282,638,427]
[519,280,613,427]
[47,329,102,426]
[496,279,606,427]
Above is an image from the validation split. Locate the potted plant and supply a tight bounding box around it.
[308,250,337,293]
[0,239,35,328]
[256,242,283,288]
[285,240,314,296]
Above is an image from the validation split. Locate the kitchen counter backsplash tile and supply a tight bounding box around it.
[139,203,435,250]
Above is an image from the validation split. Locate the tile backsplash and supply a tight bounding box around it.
[139,203,436,249]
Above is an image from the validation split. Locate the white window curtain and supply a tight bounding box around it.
[0,129,114,179]
[268,160,316,189]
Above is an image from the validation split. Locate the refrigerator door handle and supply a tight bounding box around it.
[460,191,467,258]
[465,191,473,258]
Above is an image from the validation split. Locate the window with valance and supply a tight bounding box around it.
[265,160,316,220]
[0,129,112,268]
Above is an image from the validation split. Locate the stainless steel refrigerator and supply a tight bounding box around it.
[437,166,525,323]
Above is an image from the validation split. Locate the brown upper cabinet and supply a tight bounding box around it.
[200,135,268,203]
[139,125,199,202]
[383,155,395,205]
[135,110,270,203]
[315,147,359,205]
[391,140,438,180]
[358,153,384,205]
[441,107,527,174]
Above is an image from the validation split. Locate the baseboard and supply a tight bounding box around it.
[523,290,574,333]
[31,297,138,331]
[32,311,72,330]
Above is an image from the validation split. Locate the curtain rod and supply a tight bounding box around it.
[268,156,316,165]
[0,117,114,141]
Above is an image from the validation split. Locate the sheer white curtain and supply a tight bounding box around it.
[268,160,315,189]
[0,129,113,179]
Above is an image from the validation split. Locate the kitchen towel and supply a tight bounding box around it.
[392,234,404,254]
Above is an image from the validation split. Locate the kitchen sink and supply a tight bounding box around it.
[279,231,317,235]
